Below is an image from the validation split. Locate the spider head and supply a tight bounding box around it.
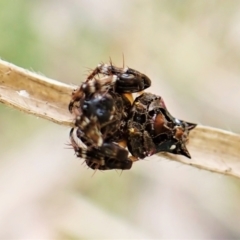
[82,93,114,124]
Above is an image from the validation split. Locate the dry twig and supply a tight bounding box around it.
[0,59,74,126]
[0,59,240,178]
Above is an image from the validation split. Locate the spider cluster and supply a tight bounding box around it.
[68,63,196,170]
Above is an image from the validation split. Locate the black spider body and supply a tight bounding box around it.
[127,93,196,159]
[69,63,196,170]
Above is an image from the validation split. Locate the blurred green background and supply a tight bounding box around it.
[1,0,240,239]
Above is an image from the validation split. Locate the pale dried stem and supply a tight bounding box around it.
[0,59,75,126]
[0,59,240,179]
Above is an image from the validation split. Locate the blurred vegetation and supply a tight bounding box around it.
[1,0,240,239]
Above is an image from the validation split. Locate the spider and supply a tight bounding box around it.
[69,63,196,170]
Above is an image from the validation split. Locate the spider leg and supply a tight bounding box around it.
[70,128,133,170]
[96,142,133,170]
[87,63,152,93]
[75,115,103,146]
[83,142,133,170]
[114,67,151,93]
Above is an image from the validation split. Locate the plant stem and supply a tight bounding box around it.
[1,59,240,178]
